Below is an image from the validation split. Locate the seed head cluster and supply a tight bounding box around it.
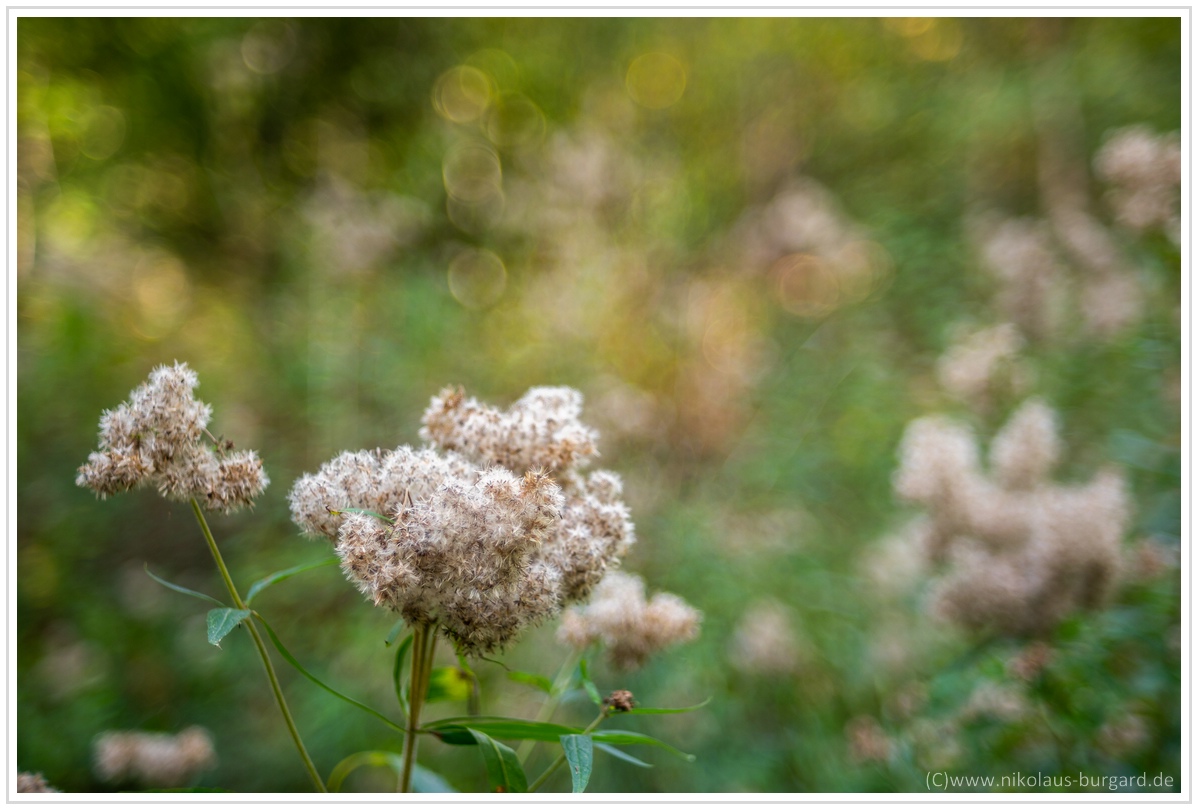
[289,386,636,655]
[1094,125,1181,242]
[894,398,1130,636]
[76,362,268,513]
[556,570,701,669]
[93,726,217,788]
[16,772,59,793]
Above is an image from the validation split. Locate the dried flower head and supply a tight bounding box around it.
[845,716,892,764]
[17,772,59,793]
[728,599,803,675]
[77,362,268,512]
[420,385,599,475]
[93,726,216,788]
[556,570,701,669]
[290,386,636,654]
[895,399,1131,636]
[1094,125,1181,242]
[936,323,1030,410]
[973,217,1069,341]
[604,689,636,713]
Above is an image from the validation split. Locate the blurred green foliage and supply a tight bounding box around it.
[17,16,1180,793]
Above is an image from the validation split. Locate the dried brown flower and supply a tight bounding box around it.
[556,570,701,669]
[93,726,216,788]
[290,386,636,655]
[77,362,268,512]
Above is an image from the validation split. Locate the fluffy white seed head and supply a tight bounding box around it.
[892,400,1131,636]
[77,362,267,512]
[291,385,637,655]
[555,570,701,669]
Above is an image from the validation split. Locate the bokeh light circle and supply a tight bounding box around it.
[448,248,507,309]
[625,52,687,109]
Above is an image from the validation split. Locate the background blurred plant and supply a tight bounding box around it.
[17,16,1180,792]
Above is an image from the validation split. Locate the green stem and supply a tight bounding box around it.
[527,710,607,793]
[516,649,582,765]
[188,498,327,793]
[400,622,438,792]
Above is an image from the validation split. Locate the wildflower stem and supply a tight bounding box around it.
[188,498,327,793]
[527,710,607,793]
[516,649,582,765]
[400,622,438,792]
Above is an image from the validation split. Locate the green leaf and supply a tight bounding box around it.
[384,618,407,646]
[327,750,404,792]
[254,613,406,735]
[578,657,602,706]
[326,751,457,793]
[625,697,712,715]
[560,734,593,793]
[590,730,696,762]
[411,764,457,793]
[423,716,582,745]
[245,556,338,605]
[206,608,251,647]
[469,729,527,793]
[594,742,653,768]
[507,670,553,694]
[425,666,474,704]
[144,564,225,607]
[392,633,413,721]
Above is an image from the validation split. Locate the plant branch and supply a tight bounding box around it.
[189,498,327,792]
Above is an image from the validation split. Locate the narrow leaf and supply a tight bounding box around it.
[326,751,457,793]
[327,750,404,792]
[246,556,338,604]
[423,716,582,744]
[590,730,696,762]
[507,670,553,694]
[206,608,251,647]
[625,697,713,715]
[469,729,527,793]
[560,734,593,793]
[578,657,602,706]
[392,633,413,721]
[144,565,224,607]
[254,614,406,735]
[384,618,406,646]
[410,764,457,793]
[594,742,653,768]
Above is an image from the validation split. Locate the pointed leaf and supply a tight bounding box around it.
[625,697,713,715]
[594,742,653,768]
[384,618,406,646]
[423,716,582,745]
[410,764,457,793]
[590,730,696,762]
[469,729,527,793]
[144,565,224,607]
[560,734,593,793]
[327,750,404,792]
[206,608,251,647]
[326,749,455,793]
[507,670,553,694]
[578,657,602,706]
[254,614,406,735]
[392,633,413,721]
[246,556,338,604]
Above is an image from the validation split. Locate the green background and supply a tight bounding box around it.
[16,17,1181,793]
